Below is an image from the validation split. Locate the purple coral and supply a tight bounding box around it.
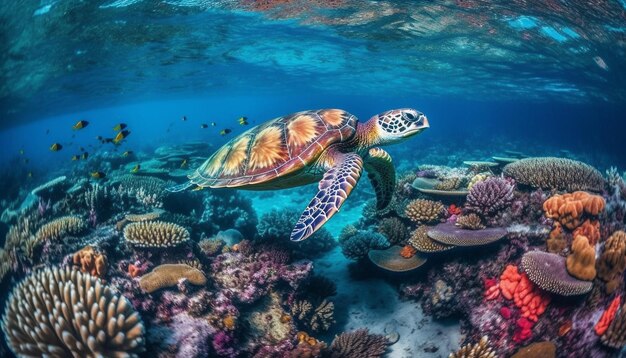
[466,177,515,217]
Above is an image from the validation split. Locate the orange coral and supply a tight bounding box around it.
[485,284,500,300]
[566,235,597,281]
[500,265,522,300]
[546,223,567,253]
[223,315,236,330]
[513,273,551,322]
[573,219,601,245]
[543,191,605,230]
[399,245,417,258]
[128,264,141,278]
[72,246,107,278]
[595,296,622,336]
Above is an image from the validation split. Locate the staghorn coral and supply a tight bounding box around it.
[328,328,388,358]
[377,217,409,245]
[139,264,207,293]
[449,336,496,358]
[455,213,485,230]
[1,266,145,357]
[597,230,626,293]
[408,225,454,253]
[521,251,593,296]
[34,215,86,242]
[510,341,556,358]
[405,199,444,223]
[72,245,107,278]
[601,302,626,349]
[291,299,335,332]
[543,191,605,230]
[427,222,507,247]
[503,157,605,192]
[124,220,190,248]
[566,235,596,281]
[465,176,515,217]
[368,245,427,272]
[338,228,390,260]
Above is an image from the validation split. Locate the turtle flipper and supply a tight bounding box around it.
[364,147,395,210]
[166,181,194,193]
[290,152,363,242]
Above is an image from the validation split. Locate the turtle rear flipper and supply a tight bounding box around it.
[290,152,363,242]
[364,147,395,210]
[166,181,194,192]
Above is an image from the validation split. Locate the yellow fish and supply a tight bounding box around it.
[220,129,232,136]
[50,143,63,151]
[71,155,80,161]
[122,151,133,157]
[131,164,140,173]
[113,130,130,144]
[238,117,248,125]
[113,123,127,131]
[180,159,188,168]
[91,171,106,179]
[72,120,89,130]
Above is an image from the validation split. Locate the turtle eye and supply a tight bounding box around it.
[404,112,416,121]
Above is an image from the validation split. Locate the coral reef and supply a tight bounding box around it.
[449,336,496,358]
[597,230,626,294]
[455,213,485,230]
[72,245,107,278]
[124,220,190,248]
[1,266,145,357]
[465,176,515,217]
[377,217,409,245]
[327,328,388,358]
[521,251,592,295]
[338,226,390,260]
[404,199,444,223]
[566,235,596,281]
[34,215,86,242]
[543,191,605,230]
[139,264,207,293]
[503,157,605,192]
[427,222,507,246]
[126,209,164,222]
[291,298,335,332]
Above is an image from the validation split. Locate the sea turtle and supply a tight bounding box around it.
[169,108,429,241]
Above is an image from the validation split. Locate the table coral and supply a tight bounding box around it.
[595,295,621,336]
[565,235,596,281]
[521,251,593,296]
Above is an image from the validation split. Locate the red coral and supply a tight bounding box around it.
[513,273,551,322]
[500,265,522,300]
[513,317,533,342]
[500,306,512,319]
[448,204,462,216]
[485,284,500,300]
[595,295,622,335]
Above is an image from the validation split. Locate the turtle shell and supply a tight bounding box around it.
[188,109,357,188]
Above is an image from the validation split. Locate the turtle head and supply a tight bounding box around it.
[371,108,429,145]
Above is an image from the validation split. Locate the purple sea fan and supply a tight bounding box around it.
[466,177,515,217]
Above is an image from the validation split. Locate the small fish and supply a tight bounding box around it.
[73,120,89,130]
[200,124,208,129]
[182,116,187,121]
[131,164,140,173]
[122,150,133,157]
[45,129,50,135]
[211,122,216,126]
[180,159,188,168]
[19,149,24,155]
[238,117,248,125]
[91,171,106,179]
[113,123,127,131]
[50,143,63,151]
[113,130,130,144]
[96,135,103,141]
[220,128,232,136]
[192,186,204,191]
[71,155,80,161]
[23,158,29,164]
[79,146,85,152]
[82,152,89,160]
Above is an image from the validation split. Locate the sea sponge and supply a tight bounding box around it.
[543,191,605,230]
[510,341,556,358]
[377,217,409,245]
[595,295,621,336]
[125,209,164,222]
[328,328,388,358]
[601,302,626,349]
[72,245,107,278]
[408,225,455,253]
[123,220,190,248]
[449,336,496,358]
[368,246,427,272]
[1,266,145,357]
[139,263,207,293]
[427,222,507,247]
[455,213,485,230]
[465,176,515,217]
[503,157,605,192]
[566,235,597,281]
[34,215,86,242]
[597,230,626,294]
[521,251,593,296]
[404,199,444,223]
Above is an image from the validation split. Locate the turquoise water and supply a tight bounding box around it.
[1,1,626,358]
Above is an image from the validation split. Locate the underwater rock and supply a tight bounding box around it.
[521,251,592,296]
[427,222,507,247]
[1,266,145,357]
[368,245,428,272]
[124,220,190,248]
[139,263,207,293]
[503,157,605,192]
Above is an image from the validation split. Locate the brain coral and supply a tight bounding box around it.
[34,215,86,242]
[404,199,444,223]
[521,251,592,296]
[543,191,605,230]
[139,263,207,293]
[566,235,596,281]
[465,177,515,217]
[503,157,605,192]
[1,266,145,357]
[427,222,507,247]
[123,220,190,247]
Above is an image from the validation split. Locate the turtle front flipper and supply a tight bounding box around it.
[290,152,363,242]
[364,147,395,210]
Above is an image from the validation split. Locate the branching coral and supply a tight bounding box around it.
[435,177,465,190]
[1,266,145,357]
[328,328,388,358]
[427,223,507,247]
[34,215,86,242]
[455,213,485,230]
[291,299,335,332]
[408,225,454,253]
[377,217,409,245]
[465,176,515,217]
[566,235,596,281]
[503,157,605,192]
[338,228,390,260]
[404,199,444,223]
[597,231,626,294]
[123,220,190,248]
[521,251,592,296]
[449,336,496,358]
[72,245,107,278]
[543,191,605,230]
[139,264,207,293]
